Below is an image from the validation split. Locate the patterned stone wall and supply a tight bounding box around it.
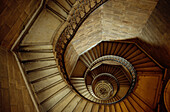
[101,0,157,40]
[140,0,170,68]
[0,48,36,112]
[0,0,41,50]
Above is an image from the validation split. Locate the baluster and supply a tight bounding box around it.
[65,0,73,7]
[88,0,91,8]
[77,4,82,19]
[82,1,87,14]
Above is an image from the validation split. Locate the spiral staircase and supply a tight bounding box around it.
[13,0,167,112]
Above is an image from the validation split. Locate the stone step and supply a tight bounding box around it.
[19,45,53,50]
[92,104,99,112]
[27,67,59,82]
[24,60,56,72]
[123,98,136,112]
[33,75,62,92]
[37,81,66,103]
[83,102,93,112]
[62,95,81,112]
[105,105,110,112]
[49,91,76,112]
[119,101,129,112]
[115,103,122,112]
[127,96,144,112]
[73,99,87,112]
[110,104,116,112]
[117,85,130,98]
[18,52,54,61]
[41,87,71,111]
[99,105,105,112]
[131,93,153,112]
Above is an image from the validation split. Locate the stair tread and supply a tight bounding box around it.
[83,102,93,112]
[120,44,133,57]
[123,46,137,58]
[27,67,59,82]
[128,52,146,62]
[91,104,99,112]
[115,103,122,112]
[114,43,122,55]
[42,87,71,111]
[20,45,52,50]
[19,52,54,61]
[123,98,136,112]
[126,49,141,60]
[119,101,129,112]
[134,61,156,68]
[99,105,104,112]
[62,96,81,112]
[49,92,76,112]
[105,105,110,112]
[135,66,161,72]
[73,99,87,112]
[117,43,127,56]
[131,93,153,112]
[117,85,129,98]
[33,75,62,92]
[38,81,66,103]
[110,104,116,112]
[131,57,150,65]
[24,60,56,71]
[127,96,144,112]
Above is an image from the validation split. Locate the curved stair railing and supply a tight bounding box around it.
[12,0,167,111]
[71,55,137,104]
[55,0,108,58]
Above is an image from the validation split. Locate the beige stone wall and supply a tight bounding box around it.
[101,0,157,40]
[64,0,158,74]
[69,0,158,53]
[0,0,41,49]
[140,0,170,68]
[64,8,103,75]
[0,48,36,112]
[21,9,62,45]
